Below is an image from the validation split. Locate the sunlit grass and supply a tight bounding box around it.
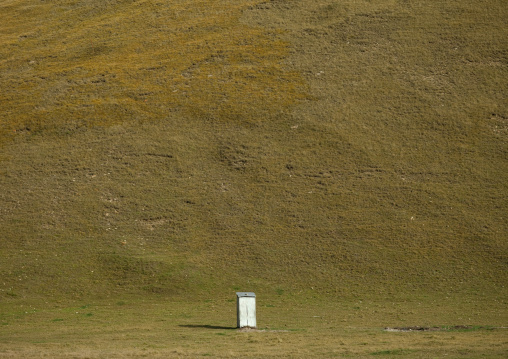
[0,1,506,356]
[0,0,307,143]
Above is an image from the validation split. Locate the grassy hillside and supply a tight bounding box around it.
[1,0,506,310]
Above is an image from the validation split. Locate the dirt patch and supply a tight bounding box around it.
[384,326,505,332]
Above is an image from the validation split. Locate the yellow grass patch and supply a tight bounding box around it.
[0,0,307,143]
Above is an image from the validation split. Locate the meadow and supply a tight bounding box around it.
[1,0,507,357]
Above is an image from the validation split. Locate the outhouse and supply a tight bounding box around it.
[236,292,256,328]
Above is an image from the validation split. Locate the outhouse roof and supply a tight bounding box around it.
[236,292,256,298]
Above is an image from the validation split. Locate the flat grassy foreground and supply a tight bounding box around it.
[1,0,507,357]
[1,294,507,358]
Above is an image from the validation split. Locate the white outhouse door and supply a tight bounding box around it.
[236,292,256,328]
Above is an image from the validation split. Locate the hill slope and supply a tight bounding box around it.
[1,0,507,304]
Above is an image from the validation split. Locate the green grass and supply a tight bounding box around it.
[0,298,506,357]
[0,0,507,357]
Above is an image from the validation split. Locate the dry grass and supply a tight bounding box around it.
[0,0,507,357]
[1,297,507,358]
[0,0,307,141]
